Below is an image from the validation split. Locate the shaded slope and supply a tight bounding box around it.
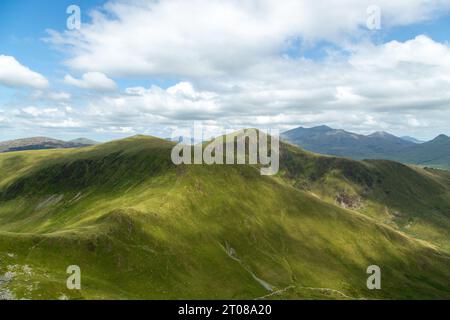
[389,134,450,169]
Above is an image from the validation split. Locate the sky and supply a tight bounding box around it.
[1,0,450,142]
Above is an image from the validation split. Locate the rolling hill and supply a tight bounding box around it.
[282,126,450,169]
[0,133,449,300]
[0,137,98,153]
[389,134,450,169]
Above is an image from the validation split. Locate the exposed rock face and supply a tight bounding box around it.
[336,193,362,210]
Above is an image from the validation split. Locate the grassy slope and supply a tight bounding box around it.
[0,136,449,300]
[281,142,450,252]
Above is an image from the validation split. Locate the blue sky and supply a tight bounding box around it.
[0,0,102,72]
[0,0,182,92]
[0,0,105,99]
[1,0,450,141]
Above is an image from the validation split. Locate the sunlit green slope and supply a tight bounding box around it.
[281,142,450,251]
[0,135,448,300]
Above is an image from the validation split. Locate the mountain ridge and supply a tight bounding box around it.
[0,136,99,153]
[282,125,450,169]
[0,133,449,299]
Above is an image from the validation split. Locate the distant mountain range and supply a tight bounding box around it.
[3,128,450,170]
[282,125,450,169]
[0,137,98,153]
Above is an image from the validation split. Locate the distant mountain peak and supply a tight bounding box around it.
[368,131,396,138]
[311,125,333,131]
[432,134,450,142]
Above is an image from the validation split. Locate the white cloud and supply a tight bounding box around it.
[349,35,450,69]
[0,55,49,89]
[39,119,82,128]
[70,35,450,140]
[48,91,72,101]
[0,110,7,124]
[47,0,450,78]
[30,90,72,101]
[64,72,117,91]
[95,126,135,134]
[90,82,219,120]
[21,106,60,117]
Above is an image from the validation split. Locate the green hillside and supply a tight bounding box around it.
[0,135,449,300]
[281,142,450,252]
[389,135,450,169]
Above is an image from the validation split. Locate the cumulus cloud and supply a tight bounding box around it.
[21,106,61,117]
[29,90,72,101]
[0,55,49,89]
[48,91,72,101]
[47,0,450,78]
[38,119,82,128]
[6,34,450,140]
[64,72,117,91]
[349,35,450,69]
[0,103,83,139]
[89,82,220,120]
[70,35,450,139]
